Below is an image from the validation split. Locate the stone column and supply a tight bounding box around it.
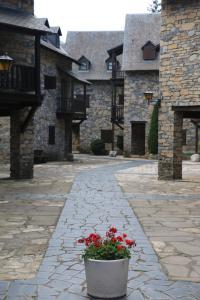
[64,118,73,161]
[10,109,34,179]
[158,109,183,180]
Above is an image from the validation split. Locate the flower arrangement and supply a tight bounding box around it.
[78,226,136,260]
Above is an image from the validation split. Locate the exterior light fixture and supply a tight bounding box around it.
[0,53,14,72]
[144,91,154,105]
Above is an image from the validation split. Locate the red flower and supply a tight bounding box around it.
[111,237,117,243]
[117,245,124,251]
[125,239,136,247]
[117,236,123,242]
[123,233,127,238]
[77,238,85,243]
[109,227,117,234]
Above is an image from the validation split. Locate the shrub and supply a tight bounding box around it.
[91,139,106,155]
[148,105,158,155]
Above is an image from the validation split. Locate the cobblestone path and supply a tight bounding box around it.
[1,161,200,299]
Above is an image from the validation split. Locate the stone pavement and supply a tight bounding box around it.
[116,161,200,283]
[0,159,200,299]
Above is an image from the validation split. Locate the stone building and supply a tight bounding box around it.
[122,14,161,156]
[158,0,200,179]
[66,31,124,152]
[0,0,89,177]
[0,0,51,178]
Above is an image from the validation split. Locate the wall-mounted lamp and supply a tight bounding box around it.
[144,90,161,107]
[0,53,13,72]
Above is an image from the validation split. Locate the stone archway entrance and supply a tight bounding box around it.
[158,106,200,180]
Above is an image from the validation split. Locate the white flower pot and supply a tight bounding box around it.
[84,258,129,299]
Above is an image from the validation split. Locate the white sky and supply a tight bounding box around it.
[34,0,151,41]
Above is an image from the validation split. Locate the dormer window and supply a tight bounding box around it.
[141,41,160,60]
[106,57,120,71]
[78,56,90,71]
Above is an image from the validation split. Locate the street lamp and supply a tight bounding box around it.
[144,91,154,105]
[0,53,13,72]
[144,90,161,107]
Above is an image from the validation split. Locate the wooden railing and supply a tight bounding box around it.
[57,97,87,118]
[0,64,35,92]
[111,105,124,122]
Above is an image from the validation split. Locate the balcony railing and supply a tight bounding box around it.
[57,97,87,119]
[111,105,124,123]
[0,64,35,92]
[112,70,125,80]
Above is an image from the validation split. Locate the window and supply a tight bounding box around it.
[101,130,113,143]
[142,41,159,60]
[48,126,55,145]
[78,56,90,71]
[44,76,56,89]
[118,94,124,105]
[106,57,120,71]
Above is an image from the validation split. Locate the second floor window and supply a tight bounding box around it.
[44,76,56,89]
[78,56,90,71]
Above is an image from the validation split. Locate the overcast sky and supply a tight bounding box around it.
[34,0,151,41]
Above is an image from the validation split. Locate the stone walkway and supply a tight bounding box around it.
[0,160,200,299]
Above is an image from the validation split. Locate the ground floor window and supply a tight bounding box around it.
[48,126,55,145]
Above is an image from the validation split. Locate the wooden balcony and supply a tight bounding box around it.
[0,64,35,92]
[111,105,124,124]
[56,97,87,120]
[0,64,41,116]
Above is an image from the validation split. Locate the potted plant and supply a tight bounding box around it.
[78,226,136,299]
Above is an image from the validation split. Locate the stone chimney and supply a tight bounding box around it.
[0,0,34,14]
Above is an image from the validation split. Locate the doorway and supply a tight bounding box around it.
[72,123,80,152]
[131,122,146,155]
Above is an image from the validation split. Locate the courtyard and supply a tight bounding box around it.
[0,155,200,299]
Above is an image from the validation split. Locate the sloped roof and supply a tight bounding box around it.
[50,26,62,36]
[0,7,51,34]
[41,40,79,64]
[65,31,124,80]
[122,14,161,71]
[58,67,91,85]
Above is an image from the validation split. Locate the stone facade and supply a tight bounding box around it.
[0,117,10,163]
[158,0,200,179]
[74,81,123,153]
[124,71,159,155]
[34,48,71,161]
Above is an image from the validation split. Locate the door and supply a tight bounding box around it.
[72,123,80,152]
[131,122,145,155]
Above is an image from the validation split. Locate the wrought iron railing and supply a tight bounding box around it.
[112,70,125,80]
[111,105,124,122]
[0,64,35,92]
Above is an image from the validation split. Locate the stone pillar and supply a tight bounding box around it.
[158,110,183,180]
[10,109,34,179]
[64,118,73,161]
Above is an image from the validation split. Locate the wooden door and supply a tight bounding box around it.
[131,122,145,155]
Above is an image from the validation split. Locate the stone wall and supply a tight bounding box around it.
[34,48,72,161]
[158,0,200,179]
[124,71,159,155]
[75,81,123,153]
[0,117,10,163]
[0,0,34,14]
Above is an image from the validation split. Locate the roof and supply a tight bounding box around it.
[50,26,62,36]
[122,14,161,71]
[0,7,51,34]
[65,31,124,80]
[41,40,79,64]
